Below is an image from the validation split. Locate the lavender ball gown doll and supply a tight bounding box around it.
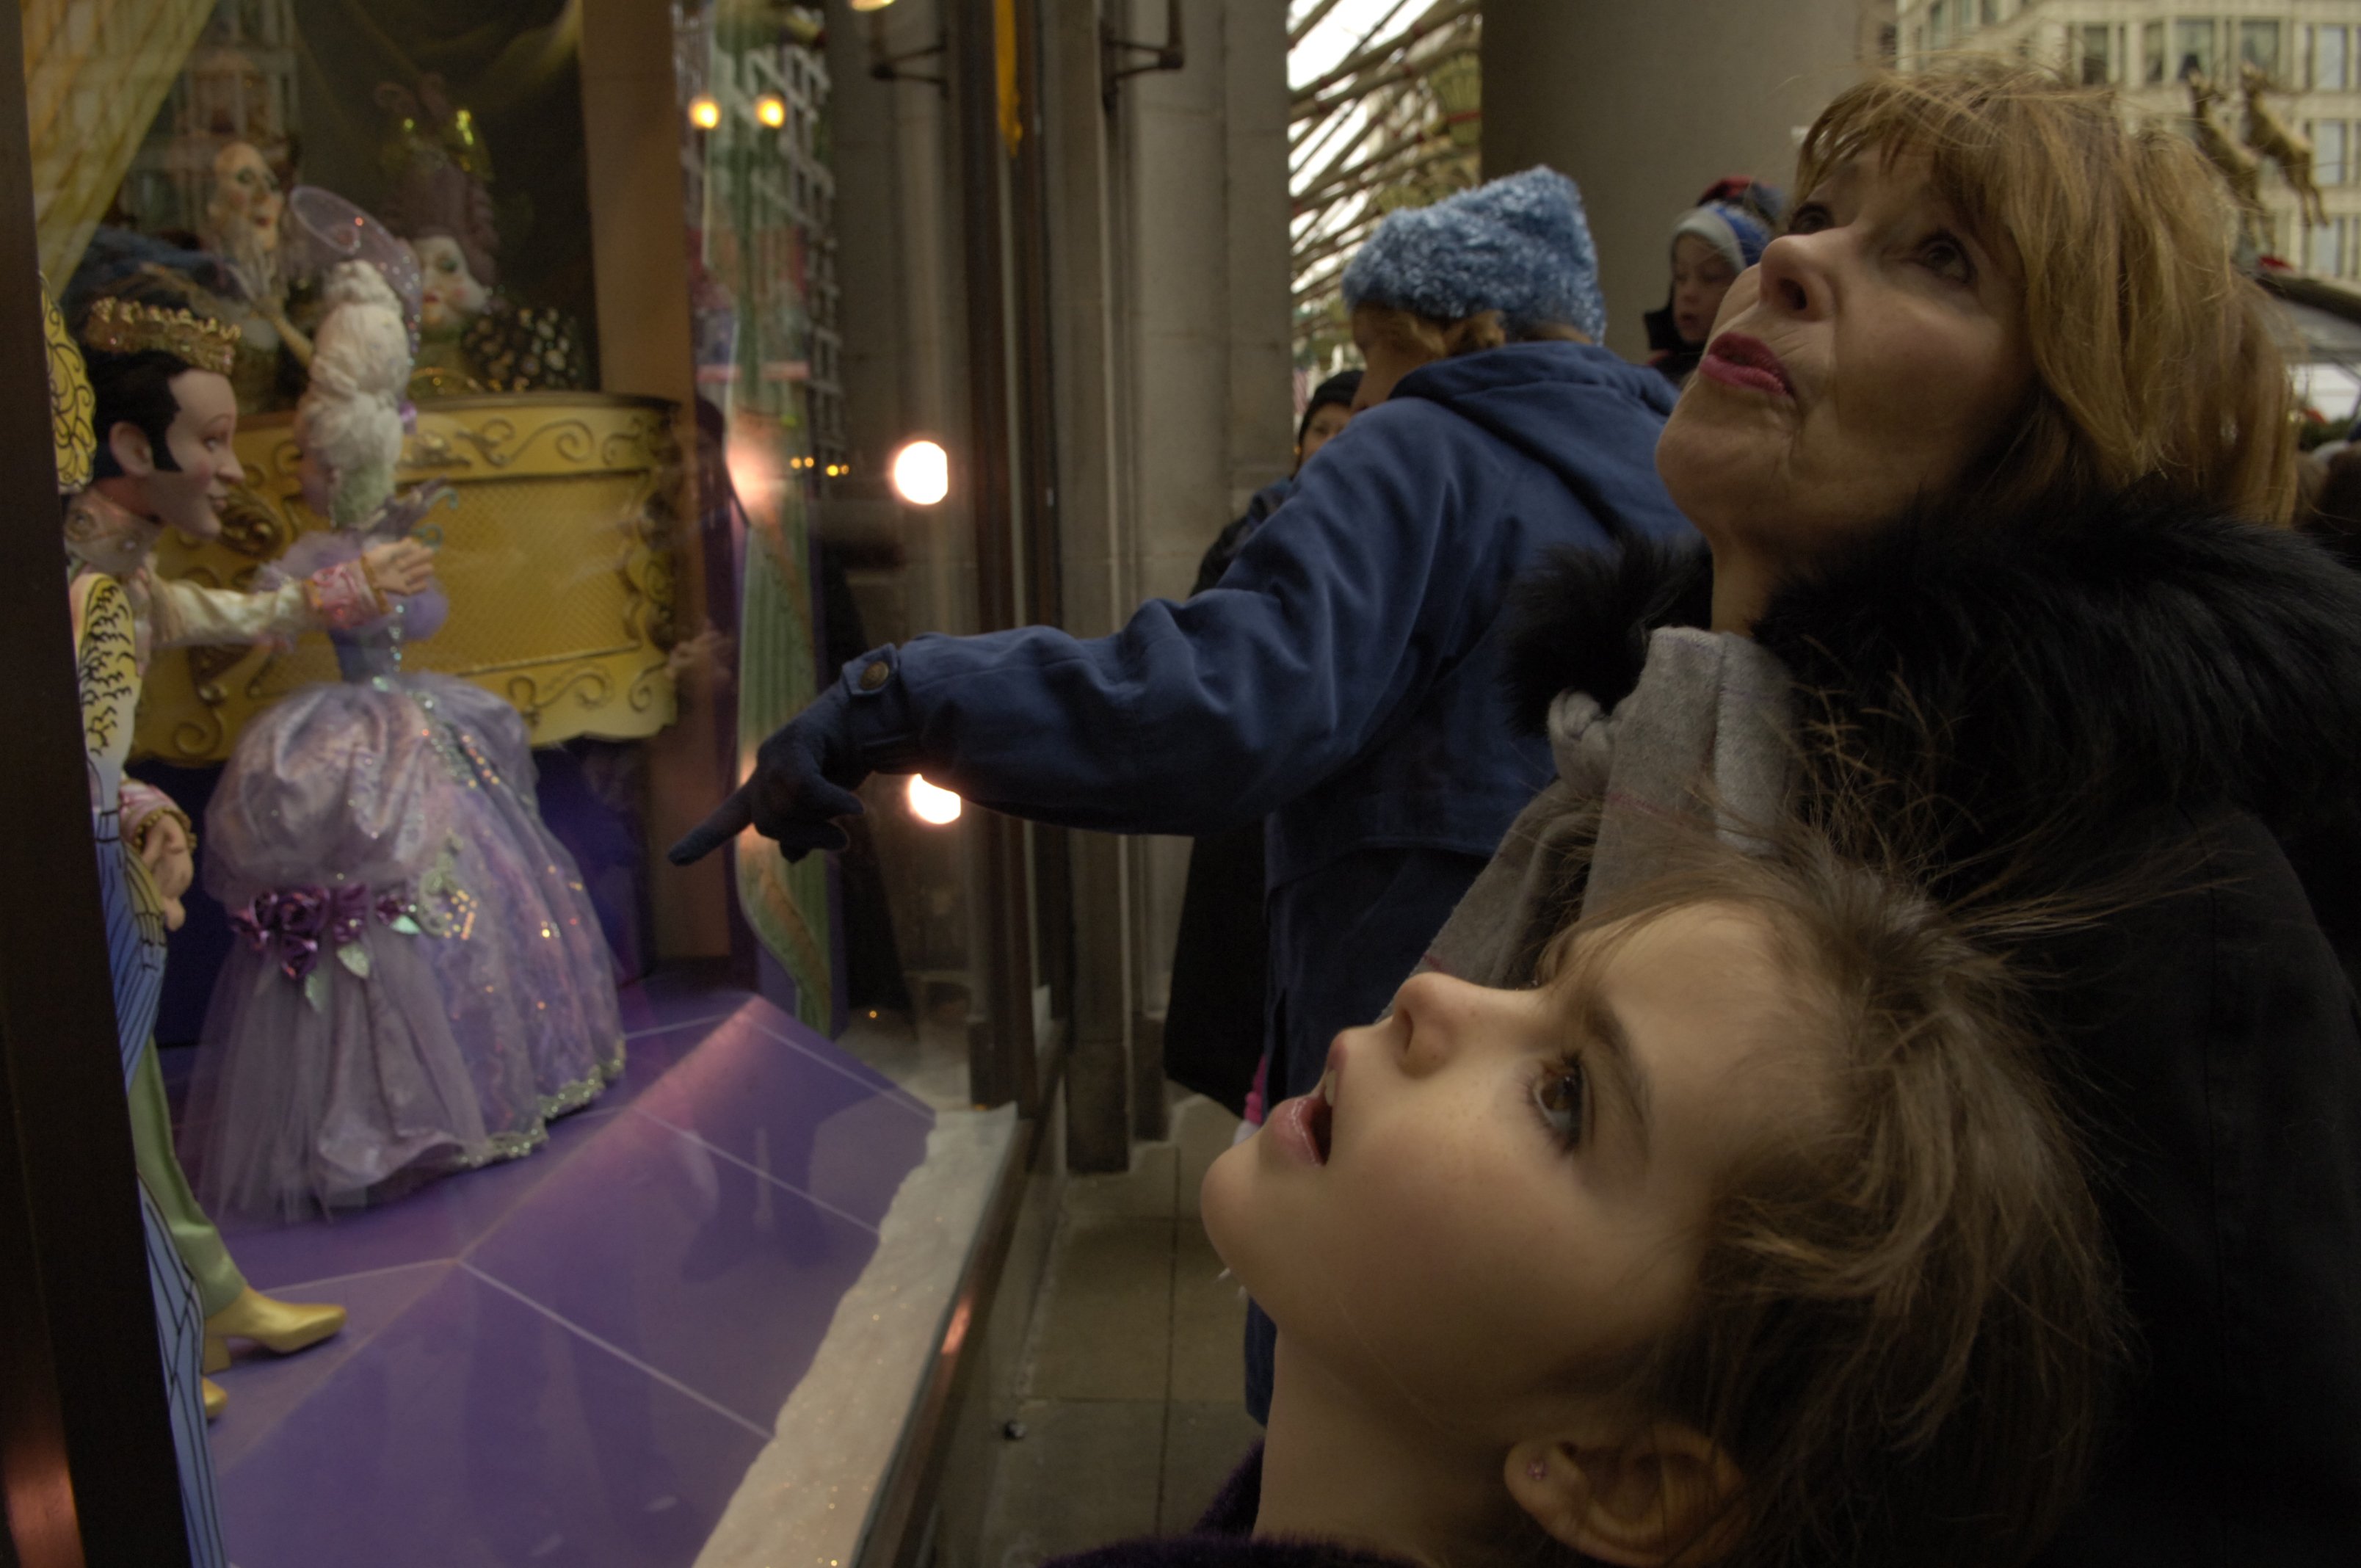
[184,262,624,1218]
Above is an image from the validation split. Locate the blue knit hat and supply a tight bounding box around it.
[1341,167,1606,342]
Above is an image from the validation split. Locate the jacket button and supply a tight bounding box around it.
[858,661,892,692]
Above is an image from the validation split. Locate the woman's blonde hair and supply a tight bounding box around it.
[1534,824,2121,1567]
[1796,59,2296,521]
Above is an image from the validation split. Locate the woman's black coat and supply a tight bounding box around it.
[1504,490,2361,1565]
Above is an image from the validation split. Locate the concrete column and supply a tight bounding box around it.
[1042,0,1138,1172]
[1225,0,1295,518]
[1481,0,1868,360]
[1103,0,1293,1150]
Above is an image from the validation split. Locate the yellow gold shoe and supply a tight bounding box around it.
[202,1377,227,1420]
[203,1286,347,1372]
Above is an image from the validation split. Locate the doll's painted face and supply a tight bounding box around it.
[1200,903,1827,1438]
[410,236,490,334]
[117,369,245,540]
[207,142,283,256]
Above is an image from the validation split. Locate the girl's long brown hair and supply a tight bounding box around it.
[1535,816,2123,1568]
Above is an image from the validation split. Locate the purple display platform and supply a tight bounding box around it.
[193,969,935,1567]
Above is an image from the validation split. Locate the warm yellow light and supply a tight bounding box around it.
[890,439,950,506]
[907,774,962,825]
[755,94,788,129]
[850,0,896,10]
[689,94,722,131]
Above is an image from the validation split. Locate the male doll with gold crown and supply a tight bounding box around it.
[46,280,228,1564]
[65,282,434,1419]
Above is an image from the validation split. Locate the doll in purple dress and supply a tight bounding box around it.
[184,261,624,1218]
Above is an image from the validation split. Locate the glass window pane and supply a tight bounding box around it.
[1982,0,2001,27]
[2320,121,2349,187]
[2324,28,2351,93]
[2243,20,2283,81]
[2177,18,2216,84]
[1932,0,1950,51]
[2082,24,2111,85]
[2146,22,2166,84]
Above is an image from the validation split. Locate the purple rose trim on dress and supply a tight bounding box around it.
[231,883,402,981]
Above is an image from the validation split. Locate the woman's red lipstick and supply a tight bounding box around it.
[1699,331,1794,399]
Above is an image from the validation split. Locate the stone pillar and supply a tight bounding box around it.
[1041,0,1139,1171]
[1100,0,1293,1156]
[1225,0,1295,520]
[1481,0,1868,360]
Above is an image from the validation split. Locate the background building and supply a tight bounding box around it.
[1897,1,2361,277]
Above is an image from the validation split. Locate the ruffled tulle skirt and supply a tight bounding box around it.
[183,672,625,1219]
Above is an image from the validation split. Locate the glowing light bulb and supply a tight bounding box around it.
[755,94,788,129]
[890,439,950,506]
[907,774,962,825]
[689,94,722,131]
[851,0,896,10]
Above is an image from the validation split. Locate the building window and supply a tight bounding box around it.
[1981,0,2002,24]
[2176,18,2216,84]
[2316,216,2348,278]
[1932,0,1949,51]
[2146,21,2166,84]
[2320,27,2350,93]
[2241,20,2283,81]
[2081,24,2110,85]
[2319,120,2348,187]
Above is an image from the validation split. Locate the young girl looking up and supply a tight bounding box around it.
[1062,829,2119,1568]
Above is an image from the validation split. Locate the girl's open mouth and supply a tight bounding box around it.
[1272,1082,1334,1166]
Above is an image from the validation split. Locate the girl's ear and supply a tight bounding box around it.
[1504,1426,1743,1568]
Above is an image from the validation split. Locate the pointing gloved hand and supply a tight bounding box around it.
[667,683,871,865]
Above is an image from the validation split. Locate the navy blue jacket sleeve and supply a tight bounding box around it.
[841,402,1518,838]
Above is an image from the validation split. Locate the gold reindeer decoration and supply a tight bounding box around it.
[2240,62,2328,234]
[2187,70,2269,252]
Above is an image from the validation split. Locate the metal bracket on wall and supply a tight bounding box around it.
[1101,0,1185,110]
[868,10,949,91]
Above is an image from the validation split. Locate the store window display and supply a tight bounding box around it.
[184,257,627,1219]
[65,281,439,1420]
[44,275,228,1564]
[195,139,312,406]
[9,4,949,1562]
[380,74,589,399]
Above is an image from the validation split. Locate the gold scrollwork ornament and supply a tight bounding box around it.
[44,277,95,494]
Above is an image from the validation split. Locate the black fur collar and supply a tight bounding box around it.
[1504,491,2361,838]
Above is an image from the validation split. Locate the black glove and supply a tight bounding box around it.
[667,684,869,865]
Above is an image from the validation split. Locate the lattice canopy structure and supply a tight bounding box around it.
[1288,0,1483,377]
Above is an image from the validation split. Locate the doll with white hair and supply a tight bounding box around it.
[184,261,625,1219]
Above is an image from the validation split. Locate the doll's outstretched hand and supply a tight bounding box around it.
[139,815,195,932]
[362,538,436,599]
[668,686,868,865]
